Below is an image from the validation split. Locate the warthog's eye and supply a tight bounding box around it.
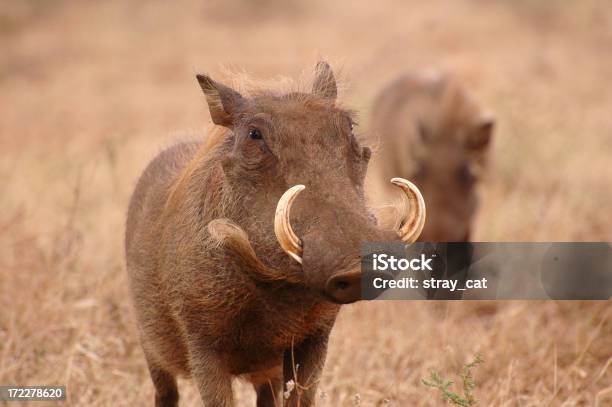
[417,122,429,143]
[457,162,477,187]
[248,129,263,140]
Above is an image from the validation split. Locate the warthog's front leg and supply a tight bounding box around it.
[283,333,330,407]
[190,350,234,407]
[253,377,282,407]
[144,358,179,407]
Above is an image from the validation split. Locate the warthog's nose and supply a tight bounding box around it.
[325,270,395,304]
[325,271,362,304]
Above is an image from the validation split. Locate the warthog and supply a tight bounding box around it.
[367,72,494,242]
[125,62,425,407]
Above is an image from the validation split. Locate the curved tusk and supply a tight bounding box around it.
[274,185,305,264]
[391,178,426,243]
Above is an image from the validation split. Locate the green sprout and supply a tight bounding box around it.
[422,353,484,406]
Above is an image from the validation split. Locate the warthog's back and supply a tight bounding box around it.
[125,141,200,264]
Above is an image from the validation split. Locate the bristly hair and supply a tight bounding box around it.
[187,62,368,156]
[211,62,348,103]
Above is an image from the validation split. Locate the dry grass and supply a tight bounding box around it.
[1,1,611,406]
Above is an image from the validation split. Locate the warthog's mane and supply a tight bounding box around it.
[162,124,233,233]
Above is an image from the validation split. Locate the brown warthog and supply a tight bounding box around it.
[367,72,494,242]
[125,62,425,407]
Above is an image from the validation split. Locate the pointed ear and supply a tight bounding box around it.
[196,74,244,128]
[312,61,337,101]
[467,116,494,150]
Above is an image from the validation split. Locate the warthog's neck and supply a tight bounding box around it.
[222,283,340,375]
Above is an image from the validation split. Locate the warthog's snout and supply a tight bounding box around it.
[273,179,426,304]
[325,270,362,304]
[325,270,395,304]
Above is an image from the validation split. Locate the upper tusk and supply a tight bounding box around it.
[391,178,426,243]
[274,185,305,264]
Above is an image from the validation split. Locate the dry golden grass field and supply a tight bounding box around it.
[1,1,611,406]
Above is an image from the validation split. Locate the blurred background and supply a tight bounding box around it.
[1,1,610,405]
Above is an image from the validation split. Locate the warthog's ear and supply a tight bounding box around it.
[467,116,494,150]
[196,74,244,128]
[312,61,337,101]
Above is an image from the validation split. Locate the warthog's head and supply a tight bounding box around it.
[198,62,425,304]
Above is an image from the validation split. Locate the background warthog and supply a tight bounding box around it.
[367,72,494,242]
[125,63,422,407]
